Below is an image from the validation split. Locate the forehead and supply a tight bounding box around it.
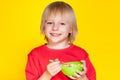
[47,13,64,20]
[46,12,70,22]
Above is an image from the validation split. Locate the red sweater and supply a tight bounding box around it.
[25,44,96,80]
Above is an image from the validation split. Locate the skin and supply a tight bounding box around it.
[38,13,88,80]
[69,60,88,80]
[44,13,72,49]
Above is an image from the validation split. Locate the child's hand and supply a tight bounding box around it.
[47,59,62,77]
[69,60,88,80]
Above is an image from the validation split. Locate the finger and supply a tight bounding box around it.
[53,64,62,73]
[74,72,81,78]
[80,60,87,74]
[47,62,61,71]
[76,70,82,75]
[55,58,59,61]
[51,64,62,72]
[47,62,62,74]
[49,64,62,76]
[49,60,61,66]
[81,64,87,74]
[49,59,59,63]
[47,63,58,72]
[69,76,76,79]
[80,60,86,66]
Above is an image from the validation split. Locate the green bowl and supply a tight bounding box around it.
[62,62,83,77]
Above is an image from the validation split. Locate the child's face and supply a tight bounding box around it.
[44,13,72,44]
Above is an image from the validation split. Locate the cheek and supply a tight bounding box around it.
[61,27,71,33]
[44,26,51,32]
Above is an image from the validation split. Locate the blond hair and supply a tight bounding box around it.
[40,1,78,43]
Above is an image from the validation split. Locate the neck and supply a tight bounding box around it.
[46,41,70,49]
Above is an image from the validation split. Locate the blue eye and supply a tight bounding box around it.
[60,23,65,25]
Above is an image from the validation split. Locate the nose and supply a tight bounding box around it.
[52,24,58,31]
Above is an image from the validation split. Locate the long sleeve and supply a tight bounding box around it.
[25,51,42,80]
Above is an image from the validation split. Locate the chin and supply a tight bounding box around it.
[48,36,68,43]
[50,40,61,43]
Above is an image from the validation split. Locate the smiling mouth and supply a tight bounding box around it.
[50,33,61,37]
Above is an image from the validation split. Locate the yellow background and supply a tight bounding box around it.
[0,0,120,80]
